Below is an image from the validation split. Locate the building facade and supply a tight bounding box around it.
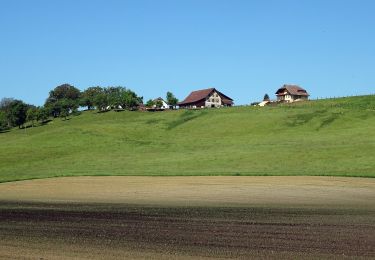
[178,88,234,109]
[275,85,309,103]
[153,97,169,109]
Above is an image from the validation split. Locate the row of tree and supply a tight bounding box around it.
[80,86,143,111]
[0,98,49,131]
[0,84,179,132]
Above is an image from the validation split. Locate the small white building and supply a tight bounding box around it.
[153,97,169,109]
[258,100,270,107]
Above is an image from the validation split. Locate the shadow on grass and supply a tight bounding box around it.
[166,110,207,130]
[40,119,53,125]
[0,129,10,134]
[287,109,343,130]
[97,110,111,114]
[1,119,54,133]
[286,109,327,127]
[25,119,53,128]
[146,118,161,125]
[317,112,342,130]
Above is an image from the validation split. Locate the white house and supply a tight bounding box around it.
[275,85,309,103]
[153,97,169,109]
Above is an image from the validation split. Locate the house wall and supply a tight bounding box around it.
[277,94,308,103]
[205,91,222,108]
[153,99,169,109]
[180,91,232,108]
[296,96,308,101]
[161,100,169,109]
[285,94,293,102]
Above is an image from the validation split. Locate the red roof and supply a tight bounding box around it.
[178,88,233,105]
[275,85,309,96]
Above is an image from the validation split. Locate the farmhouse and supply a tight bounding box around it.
[153,97,169,109]
[178,88,234,108]
[276,85,309,103]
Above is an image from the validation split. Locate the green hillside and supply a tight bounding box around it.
[1,95,374,182]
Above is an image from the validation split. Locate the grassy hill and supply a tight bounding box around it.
[0,95,374,182]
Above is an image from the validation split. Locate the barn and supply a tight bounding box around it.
[178,88,234,109]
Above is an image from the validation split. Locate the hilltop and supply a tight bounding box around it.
[0,95,374,182]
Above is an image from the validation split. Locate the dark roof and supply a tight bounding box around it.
[153,97,166,102]
[178,88,233,105]
[275,85,309,96]
[221,98,234,105]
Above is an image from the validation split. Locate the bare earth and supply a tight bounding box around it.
[0,176,374,259]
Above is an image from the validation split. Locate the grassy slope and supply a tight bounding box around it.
[0,95,374,182]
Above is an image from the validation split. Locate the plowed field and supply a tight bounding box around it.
[0,176,374,259]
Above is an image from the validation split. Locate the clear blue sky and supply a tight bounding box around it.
[0,0,374,105]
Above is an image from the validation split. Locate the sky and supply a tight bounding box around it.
[0,0,374,106]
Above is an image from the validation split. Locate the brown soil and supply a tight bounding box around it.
[0,176,374,208]
[0,176,374,259]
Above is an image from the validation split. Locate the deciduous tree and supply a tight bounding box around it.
[166,91,178,109]
[0,110,7,131]
[119,89,142,110]
[0,98,15,127]
[8,100,28,128]
[145,99,155,107]
[45,84,81,117]
[36,107,50,123]
[81,86,103,110]
[26,107,38,127]
[94,92,109,111]
[155,99,163,108]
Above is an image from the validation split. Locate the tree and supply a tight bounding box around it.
[26,107,38,127]
[36,107,50,123]
[8,100,28,128]
[0,98,14,108]
[104,86,123,108]
[48,84,81,100]
[0,110,7,132]
[0,98,15,127]
[0,98,14,109]
[94,92,109,111]
[119,89,142,110]
[87,86,142,111]
[45,84,81,117]
[166,91,178,109]
[155,99,163,108]
[81,86,103,110]
[44,97,61,118]
[145,99,155,107]
[263,94,270,101]
[58,99,76,120]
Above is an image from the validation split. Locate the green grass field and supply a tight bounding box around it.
[0,95,374,182]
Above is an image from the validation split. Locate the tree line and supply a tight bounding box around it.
[0,84,179,132]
